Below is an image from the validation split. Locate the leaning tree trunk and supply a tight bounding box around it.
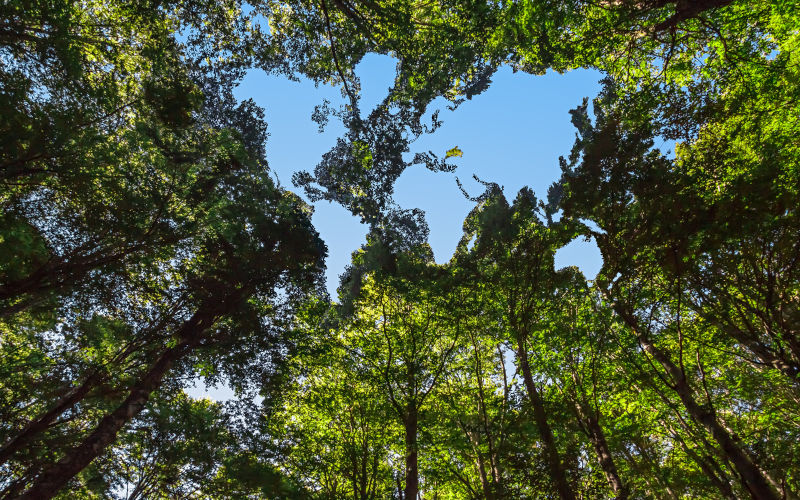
[515,336,576,500]
[665,422,736,500]
[574,400,628,499]
[650,0,736,31]
[0,371,103,466]
[16,305,223,499]
[613,304,782,500]
[0,335,149,466]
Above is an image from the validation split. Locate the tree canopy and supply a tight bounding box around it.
[1,0,799,498]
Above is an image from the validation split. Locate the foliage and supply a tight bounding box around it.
[2,0,799,498]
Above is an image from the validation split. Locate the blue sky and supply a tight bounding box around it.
[235,55,604,295]
[189,56,604,400]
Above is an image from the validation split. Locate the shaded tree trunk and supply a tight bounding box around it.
[613,304,782,500]
[653,0,736,31]
[515,336,576,500]
[476,456,493,500]
[404,407,419,500]
[626,0,737,31]
[711,318,800,384]
[16,304,224,498]
[0,372,102,466]
[666,424,736,499]
[634,371,739,500]
[624,439,679,500]
[574,400,628,499]
[0,334,151,466]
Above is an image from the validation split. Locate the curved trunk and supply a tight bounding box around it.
[16,307,221,498]
[613,304,782,500]
[515,337,576,500]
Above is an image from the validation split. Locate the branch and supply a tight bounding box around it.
[319,0,359,108]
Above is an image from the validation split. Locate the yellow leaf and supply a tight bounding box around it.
[445,146,463,158]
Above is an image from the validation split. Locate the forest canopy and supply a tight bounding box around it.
[1,0,799,498]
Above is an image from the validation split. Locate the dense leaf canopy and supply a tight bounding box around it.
[1,0,798,498]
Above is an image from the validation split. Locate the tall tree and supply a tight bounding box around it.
[341,262,463,499]
[266,324,399,499]
[554,81,798,499]
[2,161,325,497]
[454,186,580,500]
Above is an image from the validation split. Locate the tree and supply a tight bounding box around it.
[554,81,798,498]
[425,303,521,499]
[0,0,261,318]
[0,1,331,495]
[453,186,581,500]
[340,264,463,499]
[3,0,800,496]
[267,333,399,499]
[2,160,325,497]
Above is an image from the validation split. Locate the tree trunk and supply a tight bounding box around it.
[574,400,628,499]
[16,307,220,498]
[359,440,369,500]
[0,372,102,465]
[515,337,576,500]
[715,319,800,384]
[640,373,739,499]
[474,445,494,500]
[652,0,736,31]
[666,424,736,499]
[628,439,680,500]
[613,304,782,500]
[0,335,149,467]
[404,407,419,500]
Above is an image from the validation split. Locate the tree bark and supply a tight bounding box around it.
[650,0,736,31]
[714,319,800,384]
[666,423,736,499]
[0,372,103,466]
[574,400,628,499]
[515,337,576,500]
[404,407,419,500]
[16,306,221,498]
[613,304,782,500]
[633,439,681,500]
[476,455,493,500]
